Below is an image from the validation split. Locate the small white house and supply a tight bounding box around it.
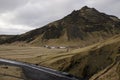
[59,46,66,49]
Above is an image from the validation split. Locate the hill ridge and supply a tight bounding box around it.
[0,6,120,46]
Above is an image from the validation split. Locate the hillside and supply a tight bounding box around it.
[0,35,14,44]
[35,34,120,79]
[90,61,120,80]
[0,6,120,46]
[0,34,119,80]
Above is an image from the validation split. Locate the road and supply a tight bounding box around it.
[0,58,83,80]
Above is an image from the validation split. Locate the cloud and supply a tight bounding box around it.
[9,0,85,27]
[0,21,34,35]
[85,0,120,17]
[0,0,120,34]
[0,0,28,13]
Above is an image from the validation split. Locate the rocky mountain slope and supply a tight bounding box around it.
[0,6,120,46]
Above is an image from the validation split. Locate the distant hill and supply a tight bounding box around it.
[0,35,13,39]
[0,6,120,46]
[0,35,14,44]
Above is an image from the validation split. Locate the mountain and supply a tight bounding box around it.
[0,6,120,80]
[0,6,120,46]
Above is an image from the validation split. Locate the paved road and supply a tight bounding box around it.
[0,58,82,80]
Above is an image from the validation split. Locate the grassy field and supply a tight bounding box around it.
[0,65,25,80]
[0,45,66,63]
[0,46,67,80]
[0,34,120,80]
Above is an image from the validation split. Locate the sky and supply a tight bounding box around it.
[0,0,120,35]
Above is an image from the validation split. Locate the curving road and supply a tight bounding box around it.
[0,58,83,80]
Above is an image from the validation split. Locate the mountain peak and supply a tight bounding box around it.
[70,6,91,13]
[80,6,98,13]
[64,6,104,24]
[69,6,99,16]
[81,6,90,10]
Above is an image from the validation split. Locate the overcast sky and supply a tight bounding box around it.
[0,0,120,35]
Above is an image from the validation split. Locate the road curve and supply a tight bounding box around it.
[0,58,83,80]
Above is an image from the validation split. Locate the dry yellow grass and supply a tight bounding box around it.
[0,34,119,79]
[90,62,120,80]
[0,46,67,79]
[0,65,24,80]
[0,45,66,62]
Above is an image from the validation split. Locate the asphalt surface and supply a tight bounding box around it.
[0,58,83,80]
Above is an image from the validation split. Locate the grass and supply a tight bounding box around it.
[0,65,24,80]
[90,62,120,80]
[0,34,120,79]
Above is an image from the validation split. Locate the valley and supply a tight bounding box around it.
[0,34,120,80]
[0,6,120,80]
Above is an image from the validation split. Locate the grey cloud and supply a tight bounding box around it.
[85,0,120,18]
[0,0,120,34]
[0,0,28,13]
[0,28,28,35]
[8,0,85,27]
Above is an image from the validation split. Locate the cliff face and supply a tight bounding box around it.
[0,6,120,46]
